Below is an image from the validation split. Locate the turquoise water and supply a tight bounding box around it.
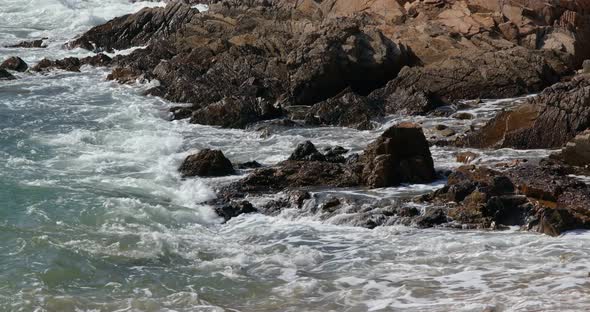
[1,1,590,311]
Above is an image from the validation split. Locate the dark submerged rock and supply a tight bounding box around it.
[215,201,257,222]
[416,208,447,228]
[0,57,28,72]
[288,141,326,162]
[179,149,235,177]
[0,69,16,80]
[6,39,46,48]
[237,161,263,169]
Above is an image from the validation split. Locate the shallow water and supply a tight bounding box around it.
[1,1,590,311]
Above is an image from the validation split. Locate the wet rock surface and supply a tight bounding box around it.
[420,160,590,236]
[213,124,437,219]
[32,57,82,72]
[6,39,47,48]
[553,130,590,167]
[359,122,436,188]
[1,57,28,72]
[39,0,590,234]
[463,76,590,149]
[0,69,16,80]
[179,149,235,177]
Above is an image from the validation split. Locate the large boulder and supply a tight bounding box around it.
[462,76,590,149]
[0,57,28,72]
[178,149,235,177]
[359,123,437,188]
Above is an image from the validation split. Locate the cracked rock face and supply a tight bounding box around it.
[462,76,590,149]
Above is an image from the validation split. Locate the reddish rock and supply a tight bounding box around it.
[462,76,590,149]
[360,123,436,188]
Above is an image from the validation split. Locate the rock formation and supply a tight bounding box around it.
[214,124,437,217]
[41,0,590,234]
[59,0,590,130]
[421,159,590,236]
[462,75,590,149]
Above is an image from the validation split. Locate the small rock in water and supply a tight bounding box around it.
[0,56,28,72]
[32,57,81,72]
[215,201,257,221]
[321,198,342,212]
[438,128,456,137]
[289,141,326,162]
[416,208,447,227]
[456,151,479,164]
[324,146,349,163]
[237,161,263,169]
[6,38,47,48]
[453,112,475,120]
[0,69,16,80]
[288,190,311,208]
[179,149,235,177]
[397,206,420,217]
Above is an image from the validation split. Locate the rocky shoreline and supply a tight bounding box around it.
[4,0,590,236]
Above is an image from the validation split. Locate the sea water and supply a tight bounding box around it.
[1,1,589,311]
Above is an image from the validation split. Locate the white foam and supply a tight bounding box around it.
[2,2,590,311]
